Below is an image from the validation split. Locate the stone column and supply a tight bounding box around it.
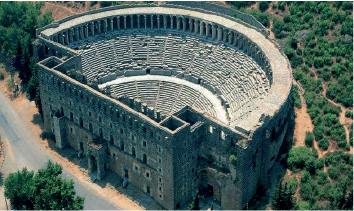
[183,18,187,32]
[85,25,89,38]
[206,24,210,38]
[144,15,147,29]
[117,16,120,30]
[131,16,134,29]
[164,15,167,29]
[65,31,69,45]
[238,37,243,49]
[217,27,222,41]
[189,19,193,33]
[233,32,238,46]
[194,21,199,34]
[229,32,233,44]
[80,26,84,39]
[69,29,74,43]
[75,27,79,41]
[150,15,154,29]
[199,22,204,36]
[177,18,181,31]
[223,30,228,42]
[157,16,160,29]
[59,33,64,44]
[124,16,127,30]
[137,15,140,29]
[110,19,114,31]
[98,21,102,34]
[170,15,173,29]
[212,25,217,40]
[90,22,95,36]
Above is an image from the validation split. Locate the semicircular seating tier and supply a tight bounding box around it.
[76,30,270,126]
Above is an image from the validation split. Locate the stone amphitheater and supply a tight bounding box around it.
[35,3,292,210]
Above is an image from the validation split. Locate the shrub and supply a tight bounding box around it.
[317,171,328,185]
[288,177,298,194]
[7,77,13,89]
[287,147,312,171]
[0,72,4,80]
[327,166,340,180]
[342,2,353,11]
[277,1,286,11]
[349,137,354,146]
[305,132,314,147]
[229,154,237,166]
[318,138,329,150]
[345,111,353,118]
[259,1,270,12]
[90,1,98,7]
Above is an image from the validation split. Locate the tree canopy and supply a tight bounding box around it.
[4,161,84,210]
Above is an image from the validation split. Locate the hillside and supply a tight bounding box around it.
[228,1,353,210]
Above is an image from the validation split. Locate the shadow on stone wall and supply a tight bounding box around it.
[248,106,295,210]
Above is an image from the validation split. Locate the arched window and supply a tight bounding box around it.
[70,112,73,121]
[79,117,83,128]
[132,147,136,157]
[89,123,93,132]
[110,135,114,145]
[120,141,124,151]
[143,154,147,164]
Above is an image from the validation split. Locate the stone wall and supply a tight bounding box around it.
[36,4,293,209]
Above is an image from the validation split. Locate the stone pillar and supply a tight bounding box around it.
[217,28,222,41]
[229,32,233,44]
[194,21,199,34]
[157,16,160,29]
[69,29,74,43]
[223,30,228,42]
[59,33,64,44]
[164,15,167,29]
[212,25,217,40]
[177,18,181,31]
[200,22,204,36]
[80,26,84,40]
[90,22,95,36]
[144,15,147,29]
[233,32,238,46]
[124,16,127,30]
[206,24,210,38]
[75,27,79,41]
[170,15,173,29]
[150,15,154,29]
[65,31,69,45]
[183,18,187,32]
[238,37,243,49]
[189,19,193,33]
[131,16,134,29]
[103,19,107,32]
[110,19,114,31]
[98,21,102,34]
[117,16,120,30]
[137,15,140,29]
[85,25,89,38]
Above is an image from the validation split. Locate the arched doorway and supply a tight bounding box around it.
[90,155,97,172]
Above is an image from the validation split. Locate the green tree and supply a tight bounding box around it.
[4,161,84,210]
[305,132,314,147]
[189,190,200,210]
[272,179,297,210]
[259,1,270,12]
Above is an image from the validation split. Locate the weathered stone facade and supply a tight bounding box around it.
[35,3,292,210]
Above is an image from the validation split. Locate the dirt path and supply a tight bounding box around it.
[293,80,314,147]
[322,83,353,154]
